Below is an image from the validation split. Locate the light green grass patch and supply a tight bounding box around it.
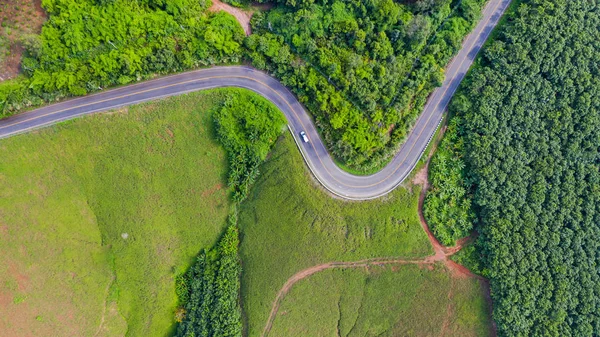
[269,264,492,337]
[0,89,238,336]
[238,134,433,336]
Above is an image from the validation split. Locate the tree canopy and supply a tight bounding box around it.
[425,0,600,334]
[176,225,243,337]
[247,0,487,169]
[0,0,244,117]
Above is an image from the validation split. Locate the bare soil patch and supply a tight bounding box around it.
[0,0,47,80]
[202,183,224,198]
[101,106,129,116]
[209,0,252,36]
[412,165,428,186]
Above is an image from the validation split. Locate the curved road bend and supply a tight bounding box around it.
[0,0,510,200]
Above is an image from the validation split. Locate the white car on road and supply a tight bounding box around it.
[300,131,309,143]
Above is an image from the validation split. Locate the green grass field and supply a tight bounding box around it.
[268,264,492,337]
[238,134,433,336]
[0,89,234,336]
[0,87,491,337]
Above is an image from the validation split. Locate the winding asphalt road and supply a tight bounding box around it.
[0,0,510,200]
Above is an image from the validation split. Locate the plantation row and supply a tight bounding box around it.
[424,0,600,335]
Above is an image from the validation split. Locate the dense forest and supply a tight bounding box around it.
[0,0,244,117]
[425,0,600,335]
[176,225,243,337]
[246,0,486,169]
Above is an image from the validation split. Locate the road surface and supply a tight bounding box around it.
[0,0,511,200]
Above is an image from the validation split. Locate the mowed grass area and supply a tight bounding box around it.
[0,89,235,336]
[269,264,492,337]
[238,134,433,336]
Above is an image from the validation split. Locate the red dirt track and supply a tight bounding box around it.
[261,124,495,337]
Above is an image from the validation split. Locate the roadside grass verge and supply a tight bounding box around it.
[0,89,235,336]
[268,264,492,337]
[238,134,433,337]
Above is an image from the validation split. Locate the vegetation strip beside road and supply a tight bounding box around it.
[0,0,511,201]
[424,0,600,334]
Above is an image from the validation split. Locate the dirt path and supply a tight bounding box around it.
[261,258,433,337]
[261,122,496,336]
[439,278,455,337]
[209,0,253,36]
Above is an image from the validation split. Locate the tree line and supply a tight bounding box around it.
[176,225,243,337]
[175,89,284,336]
[425,0,600,335]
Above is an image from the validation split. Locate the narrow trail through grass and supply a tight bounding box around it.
[260,124,493,337]
[262,258,437,337]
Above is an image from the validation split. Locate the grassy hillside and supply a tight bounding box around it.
[238,134,433,336]
[0,89,233,336]
[269,264,492,337]
[0,87,493,337]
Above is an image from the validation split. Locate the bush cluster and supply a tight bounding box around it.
[213,90,286,201]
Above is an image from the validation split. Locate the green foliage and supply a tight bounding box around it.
[175,273,191,306]
[427,0,600,335]
[0,77,44,117]
[450,242,483,276]
[214,90,286,201]
[423,117,475,246]
[219,0,248,7]
[247,0,486,170]
[19,33,43,58]
[176,226,242,337]
[0,34,11,62]
[1,0,244,117]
